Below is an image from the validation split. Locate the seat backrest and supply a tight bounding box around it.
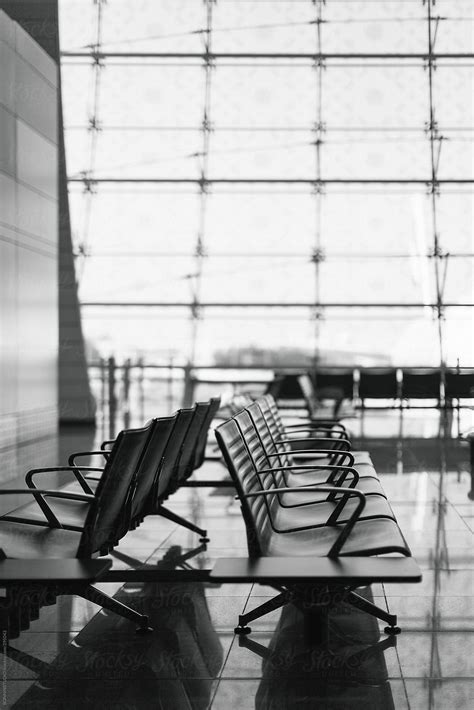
[297,373,317,412]
[265,374,285,399]
[314,368,354,399]
[154,407,195,501]
[192,397,221,470]
[215,417,279,556]
[246,401,293,469]
[228,392,254,415]
[169,402,211,489]
[445,369,474,399]
[267,373,304,401]
[245,402,275,455]
[233,409,277,479]
[78,423,152,557]
[401,369,441,399]
[130,414,177,523]
[261,394,290,443]
[232,409,290,509]
[358,368,399,400]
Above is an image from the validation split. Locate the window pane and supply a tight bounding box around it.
[435,0,474,54]
[91,129,202,180]
[195,308,316,365]
[319,258,436,306]
[205,190,315,254]
[317,308,441,366]
[97,0,206,53]
[212,1,316,54]
[99,65,204,128]
[208,130,315,179]
[436,193,474,253]
[59,0,96,51]
[434,65,474,129]
[323,65,428,129]
[323,1,428,53]
[437,133,474,181]
[322,133,428,180]
[321,189,433,255]
[442,258,474,304]
[200,257,315,303]
[82,307,192,361]
[79,256,196,302]
[61,66,93,127]
[212,65,317,128]
[444,307,474,365]
[69,187,200,255]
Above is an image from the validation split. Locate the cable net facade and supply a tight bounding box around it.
[59,0,473,369]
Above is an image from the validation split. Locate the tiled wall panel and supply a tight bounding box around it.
[0,10,58,481]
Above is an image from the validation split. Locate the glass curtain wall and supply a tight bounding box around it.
[59,0,473,371]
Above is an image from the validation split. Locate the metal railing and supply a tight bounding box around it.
[87,359,474,440]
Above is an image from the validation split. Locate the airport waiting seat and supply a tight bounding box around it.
[260,394,373,469]
[313,368,355,417]
[0,424,155,633]
[214,403,421,636]
[400,368,441,404]
[0,401,221,633]
[445,369,474,401]
[250,592,397,710]
[6,562,223,708]
[358,368,400,406]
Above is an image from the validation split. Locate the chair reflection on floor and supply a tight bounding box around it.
[7,545,222,710]
[239,587,396,710]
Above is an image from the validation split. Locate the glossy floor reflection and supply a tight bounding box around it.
[1,424,473,709]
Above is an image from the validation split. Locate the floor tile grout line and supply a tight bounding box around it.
[447,500,474,533]
[385,576,412,709]
[393,620,412,710]
[210,582,254,708]
[4,525,185,689]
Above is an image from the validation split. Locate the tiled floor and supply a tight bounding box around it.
[1,420,473,709]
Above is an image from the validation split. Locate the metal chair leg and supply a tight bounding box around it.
[156,506,209,541]
[235,592,290,635]
[346,590,401,634]
[75,584,153,633]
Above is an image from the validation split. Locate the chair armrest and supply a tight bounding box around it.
[277,431,349,442]
[66,453,107,492]
[25,466,103,484]
[326,466,359,497]
[256,463,357,474]
[255,464,359,489]
[283,426,347,439]
[276,430,349,437]
[25,466,103,496]
[100,439,116,451]
[265,450,355,467]
[284,415,343,422]
[68,451,108,465]
[285,420,346,430]
[0,488,94,528]
[255,463,359,509]
[275,436,351,450]
[0,489,94,499]
[242,486,366,557]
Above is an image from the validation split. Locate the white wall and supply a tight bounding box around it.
[0,10,58,475]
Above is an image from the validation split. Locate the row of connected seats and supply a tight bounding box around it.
[14,573,392,709]
[272,369,474,417]
[214,394,421,636]
[0,398,220,638]
[12,575,223,709]
[242,588,397,708]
